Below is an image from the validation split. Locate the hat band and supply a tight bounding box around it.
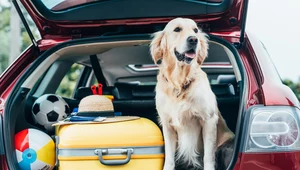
[76,111,115,117]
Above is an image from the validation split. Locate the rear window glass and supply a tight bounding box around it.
[56,63,84,98]
[42,0,97,11]
[41,0,224,11]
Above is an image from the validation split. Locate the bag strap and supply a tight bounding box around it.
[89,55,107,88]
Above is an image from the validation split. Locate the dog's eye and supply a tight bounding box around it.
[174,27,181,32]
[194,28,198,33]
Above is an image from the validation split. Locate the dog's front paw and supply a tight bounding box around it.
[163,163,175,170]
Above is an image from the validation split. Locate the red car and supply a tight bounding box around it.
[1,0,299,169]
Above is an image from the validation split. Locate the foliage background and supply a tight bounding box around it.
[0,3,37,73]
[0,5,12,72]
[0,2,82,98]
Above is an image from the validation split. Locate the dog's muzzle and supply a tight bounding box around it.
[175,48,196,64]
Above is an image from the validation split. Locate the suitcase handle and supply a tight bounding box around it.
[94,148,133,166]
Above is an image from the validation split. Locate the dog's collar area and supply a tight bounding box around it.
[162,74,195,97]
[182,78,195,90]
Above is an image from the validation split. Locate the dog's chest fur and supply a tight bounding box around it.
[155,70,218,128]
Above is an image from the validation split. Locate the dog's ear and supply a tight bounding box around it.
[197,32,209,65]
[150,31,165,65]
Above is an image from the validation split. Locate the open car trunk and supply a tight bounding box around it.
[3,34,247,170]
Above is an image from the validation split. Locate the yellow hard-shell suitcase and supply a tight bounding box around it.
[55,117,164,170]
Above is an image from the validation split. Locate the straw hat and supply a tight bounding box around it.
[52,95,141,126]
[77,95,114,116]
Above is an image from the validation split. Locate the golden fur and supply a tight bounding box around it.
[150,18,234,170]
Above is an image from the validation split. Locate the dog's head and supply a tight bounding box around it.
[150,18,209,66]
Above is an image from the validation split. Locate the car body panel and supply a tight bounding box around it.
[0,156,8,170]
[238,152,300,170]
[0,46,35,116]
[246,31,300,108]
[38,38,71,51]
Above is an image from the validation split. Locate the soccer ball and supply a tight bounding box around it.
[15,128,55,170]
[32,94,70,131]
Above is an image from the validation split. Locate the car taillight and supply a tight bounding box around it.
[243,106,300,152]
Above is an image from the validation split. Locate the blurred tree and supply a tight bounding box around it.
[283,79,300,101]
[9,3,21,64]
[0,6,10,30]
[0,2,81,98]
[0,6,10,73]
[0,2,39,74]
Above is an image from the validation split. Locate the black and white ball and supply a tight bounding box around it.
[32,94,70,131]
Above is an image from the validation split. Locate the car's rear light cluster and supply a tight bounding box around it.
[243,106,300,152]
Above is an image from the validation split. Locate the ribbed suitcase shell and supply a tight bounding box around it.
[55,118,164,170]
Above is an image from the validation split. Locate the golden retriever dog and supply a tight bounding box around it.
[150,18,234,170]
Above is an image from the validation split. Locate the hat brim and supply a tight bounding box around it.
[52,116,140,126]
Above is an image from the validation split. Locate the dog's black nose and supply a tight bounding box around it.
[187,36,198,46]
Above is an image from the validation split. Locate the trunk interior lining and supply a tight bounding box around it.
[4,34,246,170]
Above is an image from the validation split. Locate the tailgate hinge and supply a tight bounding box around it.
[233,42,242,49]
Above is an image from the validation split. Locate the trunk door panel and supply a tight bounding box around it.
[17,0,248,42]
